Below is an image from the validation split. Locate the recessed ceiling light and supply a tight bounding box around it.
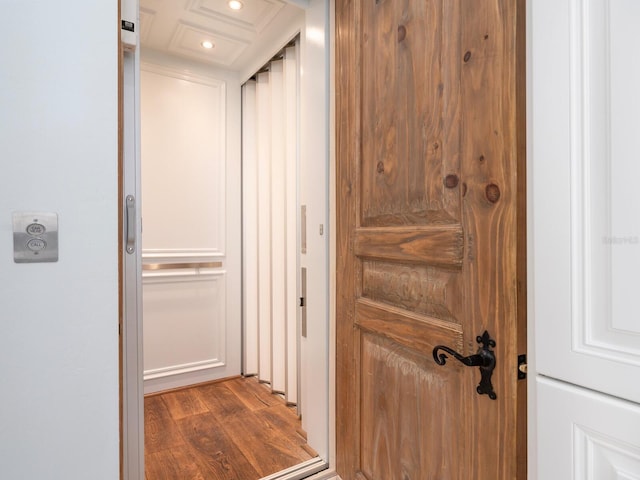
[228,0,243,10]
[201,40,214,49]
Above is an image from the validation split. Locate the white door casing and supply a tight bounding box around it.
[121,2,143,476]
[530,0,640,477]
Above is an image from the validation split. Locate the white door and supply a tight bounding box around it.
[530,0,640,477]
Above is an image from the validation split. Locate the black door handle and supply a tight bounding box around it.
[433,331,497,400]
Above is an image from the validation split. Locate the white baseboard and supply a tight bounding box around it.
[143,367,236,394]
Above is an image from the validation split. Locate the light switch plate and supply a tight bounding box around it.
[13,212,59,263]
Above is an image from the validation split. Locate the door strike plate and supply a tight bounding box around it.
[517,354,527,380]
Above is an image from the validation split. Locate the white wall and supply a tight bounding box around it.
[141,65,226,257]
[140,49,242,393]
[0,2,119,479]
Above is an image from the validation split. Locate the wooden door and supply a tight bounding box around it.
[335,0,526,479]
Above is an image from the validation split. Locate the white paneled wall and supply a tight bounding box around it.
[142,272,226,378]
[243,44,300,405]
[140,62,237,393]
[141,65,225,258]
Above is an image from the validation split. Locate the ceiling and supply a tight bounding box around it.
[138,0,305,73]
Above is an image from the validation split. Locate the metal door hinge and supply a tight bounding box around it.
[299,297,305,307]
[517,354,527,380]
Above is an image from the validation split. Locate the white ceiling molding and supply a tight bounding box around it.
[139,0,304,72]
[186,0,286,34]
[283,0,309,7]
[168,22,250,67]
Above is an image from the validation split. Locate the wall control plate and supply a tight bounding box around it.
[13,212,59,263]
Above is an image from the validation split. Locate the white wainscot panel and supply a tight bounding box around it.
[140,63,226,258]
[537,377,640,480]
[142,271,226,382]
[534,0,640,404]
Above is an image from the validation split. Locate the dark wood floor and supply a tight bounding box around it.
[145,376,314,479]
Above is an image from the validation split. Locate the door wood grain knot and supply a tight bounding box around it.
[444,174,459,189]
[376,161,385,174]
[485,184,501,203]
[398,25,407,42]
[464,51,472,63]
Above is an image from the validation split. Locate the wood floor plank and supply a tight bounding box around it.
[178,412,261,480]
[161,389,210,421]
[224,377,282,411]
[194,382,251,420]
[255,405,308,448]
[221,410,313,477]
[145,376,311,479]
[145,395,185,455]
[145,448,207,480]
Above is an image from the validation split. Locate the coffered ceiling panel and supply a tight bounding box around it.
[186,0,286,33]
[139,0,303,71]
[168,22,250,66]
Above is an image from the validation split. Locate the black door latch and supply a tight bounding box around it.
[432,330,497,400]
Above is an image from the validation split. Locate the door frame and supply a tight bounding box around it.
[525,2,536,478]
[119,1,338,479]
[121,0,556,478]
[120,0,566,479]
[121,30,144,480]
